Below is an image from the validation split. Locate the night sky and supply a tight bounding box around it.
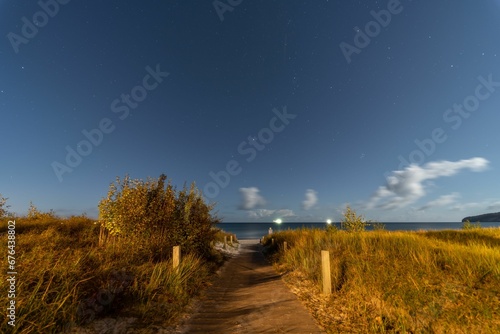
[2,0,500,222]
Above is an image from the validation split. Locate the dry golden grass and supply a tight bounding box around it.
[0,216,232,333]
[265,227,500,333]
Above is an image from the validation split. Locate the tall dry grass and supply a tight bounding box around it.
[265,227,500,333]
[0,189,232,333]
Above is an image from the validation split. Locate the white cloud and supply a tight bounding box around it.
[248,209,296,218]
[450,199,500,212]
[418,193,460,211]
[366,157,489,210]
[451,202,482,211]
[278,209,296,217]
[302,189,318,210]
[238,187,266,210]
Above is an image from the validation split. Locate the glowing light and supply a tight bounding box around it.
[326,219,332,224]
[274,219,282,224]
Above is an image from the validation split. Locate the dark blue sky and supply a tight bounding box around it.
[2,0,500,222]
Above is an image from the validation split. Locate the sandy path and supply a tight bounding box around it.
[180,240,325,334]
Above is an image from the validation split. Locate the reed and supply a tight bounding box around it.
[264,226,500,333]
[0,212,233,333]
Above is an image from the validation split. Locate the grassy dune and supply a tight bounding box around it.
[0,216,234,333]
[264,227,500,333]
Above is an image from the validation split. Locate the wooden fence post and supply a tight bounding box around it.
[224,236,227,249]
[321,250,332,295]
[173,246,181,270]
[283,241,287,252]
[230,235,233,244]
[99,225,105,247]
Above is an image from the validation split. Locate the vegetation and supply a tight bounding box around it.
[0,193,10,218]
[213,228,238,245]
[263,209,500,333]
[338,206,386,232]
[98,174,220,260]
[0,175,234,333]
[462,212,500,223]
[462,219,481,230]
[340,206,367,232]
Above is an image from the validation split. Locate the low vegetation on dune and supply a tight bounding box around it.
[0,175,235,333]
[264,207,500,333]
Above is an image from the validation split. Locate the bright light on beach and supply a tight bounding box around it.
[274,219,282,224]
[326,219,332,224]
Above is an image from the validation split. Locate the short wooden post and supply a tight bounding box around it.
[173,246,181,270]
[230,235,233,244]
[99,225,105,247]
[224,236,227,249]
[283,241,287,252]
[272,238,275,245]
[321,250,332,295]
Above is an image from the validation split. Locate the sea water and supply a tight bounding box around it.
[217,222,500,239]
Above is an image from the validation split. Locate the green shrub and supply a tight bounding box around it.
[340,206,367,232]
[462,219,481,230]
[98,174,220,260]
[326,223,338,233]
[370,221,386,231]
[26,201,58,221]
[0,194,9,218]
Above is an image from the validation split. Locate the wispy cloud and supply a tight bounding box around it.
[451,202,482,211]
[418,193,460,211]
[238,187,266,210]
[302,189,318,210]
[366,157,489,210]
[486,201,500,211]
[451,199,500,212]
[248,209,295,219]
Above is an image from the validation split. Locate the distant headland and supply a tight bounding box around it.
[462,212,500,222]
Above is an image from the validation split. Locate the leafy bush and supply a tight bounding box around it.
[26,201,58,221]
[326,223,338,233]
[0,194,9,218]
[340,206,367,232]
[98,174,220,260]
[370,221,386,231]
[462,219,481,230]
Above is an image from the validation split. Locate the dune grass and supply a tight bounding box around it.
[264,227,500,333]
[0,215,235,333]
